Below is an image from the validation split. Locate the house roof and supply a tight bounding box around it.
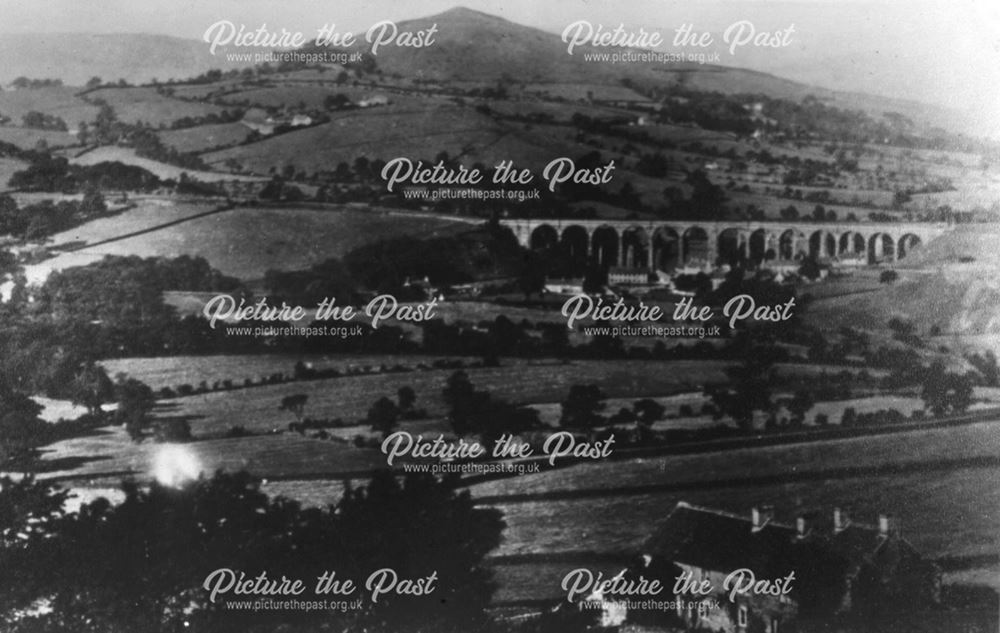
[644,502,801,577]
[644,502,916,579]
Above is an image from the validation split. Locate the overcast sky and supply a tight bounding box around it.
[3,0,998,128]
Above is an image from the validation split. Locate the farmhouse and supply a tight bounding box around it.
[358,94,390,108]
[590,502,940,632]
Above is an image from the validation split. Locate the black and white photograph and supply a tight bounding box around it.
[0,1,997,631]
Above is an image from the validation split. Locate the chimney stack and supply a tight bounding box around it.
[834,508,849,533]
[878,514,894,536]
[752,505,773,532]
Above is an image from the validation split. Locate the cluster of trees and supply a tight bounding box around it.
[634,151,670,178]
[21,110,68,131]
[442,371,540,443]
[559,384,666,433]
[9,154,160,193]
[0,357,164,466]
[367,386,426,438]
[10,77,63,89]
[170,108,245,130]
[343,226,524,295]
[0,388,52,466]
[920,361,974,417]
[0,470,504,632]
[0,255,241,395]
[0,189,107,240]
[260,226,528,307]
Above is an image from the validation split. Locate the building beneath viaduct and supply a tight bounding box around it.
[500,219,951,271]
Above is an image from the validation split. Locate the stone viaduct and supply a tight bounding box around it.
[500,218,951,271]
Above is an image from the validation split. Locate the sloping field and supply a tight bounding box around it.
[521,82,650,102]
[201,103,580,173]
[807,268,1000,338]
[36,425,389,481]
[157,122,251,153]
[101,354,499,391]
[217,84,425,110]
[32,201,472,280]
[0,126,78,150]
[148,360,857,437]
[70,146,262,182]
[0,86,99,128]
[801,225,1000,340]
[471,420,1000,501]
[899,224,1000,268]
[86,86,225,126]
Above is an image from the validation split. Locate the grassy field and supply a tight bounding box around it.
[102,354,494,391]
[201,103,583,174]
[0,87,99,129]
[32,201,472,280]
[157,122,251,153]
[470,420,1000,501]
[87,86,224,126]
[217,84,427,111]
[806,268,1000,343]
[521,82,649,102]
[70,146,262,182]
[0,126,79,150]
[148,359,872,437]
[144,359,731,437]
[37,425,389,481]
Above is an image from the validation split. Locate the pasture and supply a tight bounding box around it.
[0,87,99,128]
[102,353,502,391]
[70,146,262,182]
[33,201,470,280]
[0,126,78,150]
[86,86,225,126]
[201,103,582,174]
[158,122,252,153]
[149,359,733,437]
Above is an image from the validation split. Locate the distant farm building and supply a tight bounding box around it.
[358,95,390,108]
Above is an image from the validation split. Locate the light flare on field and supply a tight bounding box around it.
[152,444,202,487]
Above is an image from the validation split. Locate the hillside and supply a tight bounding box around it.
[806,225,1000,345]
[0,33,251,86]
[336,7,968,135]
[0,11,960,134]
[30,201,476,281]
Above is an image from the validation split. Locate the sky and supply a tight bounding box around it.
[2,0,998,128]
